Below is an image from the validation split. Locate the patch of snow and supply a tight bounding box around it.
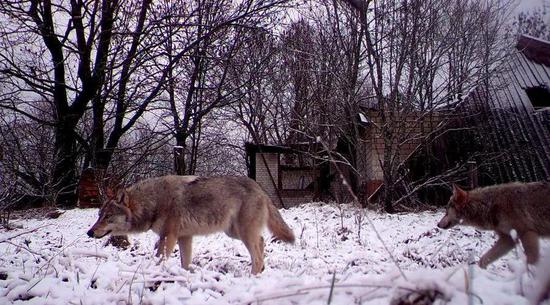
[0,203,548,304]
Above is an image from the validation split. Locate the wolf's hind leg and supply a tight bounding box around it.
[519,231,539,265]
[225,223,240,240]
[479,232,515,268]
[155,236,166,258]
[242,232,264,275]
[164,234,178,259]
[259,236,264,256]
[177,236,193,270]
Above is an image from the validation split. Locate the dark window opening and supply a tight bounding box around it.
[525,85,550,109]
[279,153,316,191]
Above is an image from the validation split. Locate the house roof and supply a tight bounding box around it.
[245,142,293,154]
[516,34,550,67]
[244,142,322,155]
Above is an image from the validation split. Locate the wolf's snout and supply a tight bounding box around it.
[437,218,449,229]
[87,229,94,238]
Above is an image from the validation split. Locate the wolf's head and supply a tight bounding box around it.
[437,184,469,229]
[87,190,133,238]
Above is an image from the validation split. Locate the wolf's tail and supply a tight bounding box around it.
[267,203,295,243]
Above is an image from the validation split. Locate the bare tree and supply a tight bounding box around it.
[0,105,53,206]
[0,0,154,206]
[513,0,550,40]
[275,2,366,196]
[337,0,515,212]
[0,0,289,206]
[153,0,287,175]
[229,1,367,196]
[227,27,291,145]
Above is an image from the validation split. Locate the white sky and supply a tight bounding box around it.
[515,0,547,12]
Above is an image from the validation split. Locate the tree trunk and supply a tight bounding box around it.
[52,117,79,207]
[382,128,396,214]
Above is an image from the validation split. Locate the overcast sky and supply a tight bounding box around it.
[515,0,547,12]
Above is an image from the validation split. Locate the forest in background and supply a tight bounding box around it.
[0,0,548,210]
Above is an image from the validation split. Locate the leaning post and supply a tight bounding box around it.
[467,161,478,188]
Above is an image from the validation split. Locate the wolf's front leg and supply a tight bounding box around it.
[479,232,515,268]
[155,234,177,266]
[154,235,169,266]
[519,231,539,265]
[155,237,166,258]
[177,236,193,270]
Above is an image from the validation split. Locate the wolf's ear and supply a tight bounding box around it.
[117,190,131,208]
[452,184,468,209]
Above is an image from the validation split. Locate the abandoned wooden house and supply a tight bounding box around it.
[245,109,444,208]
[245,142,324,208]
[409,34,550,205]
[247,34,550,207]
[460,35,549,177]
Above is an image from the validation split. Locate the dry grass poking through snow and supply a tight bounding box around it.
[0,203,548,304]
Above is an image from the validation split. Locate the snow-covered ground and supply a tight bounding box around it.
[0,203,548,304]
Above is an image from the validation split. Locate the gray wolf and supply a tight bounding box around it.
[87,175,295,274]
[437,182,550,268]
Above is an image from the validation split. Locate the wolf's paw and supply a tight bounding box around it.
[183,265,195,273]
[478,258,489,269]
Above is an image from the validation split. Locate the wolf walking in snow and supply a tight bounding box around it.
[437,182,550,268]
[87,175,295,274]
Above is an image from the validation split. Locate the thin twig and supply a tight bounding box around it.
[2,239,45,259]
[327,271,336,305]
[318,139,408,280]
[0,224,52,243]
